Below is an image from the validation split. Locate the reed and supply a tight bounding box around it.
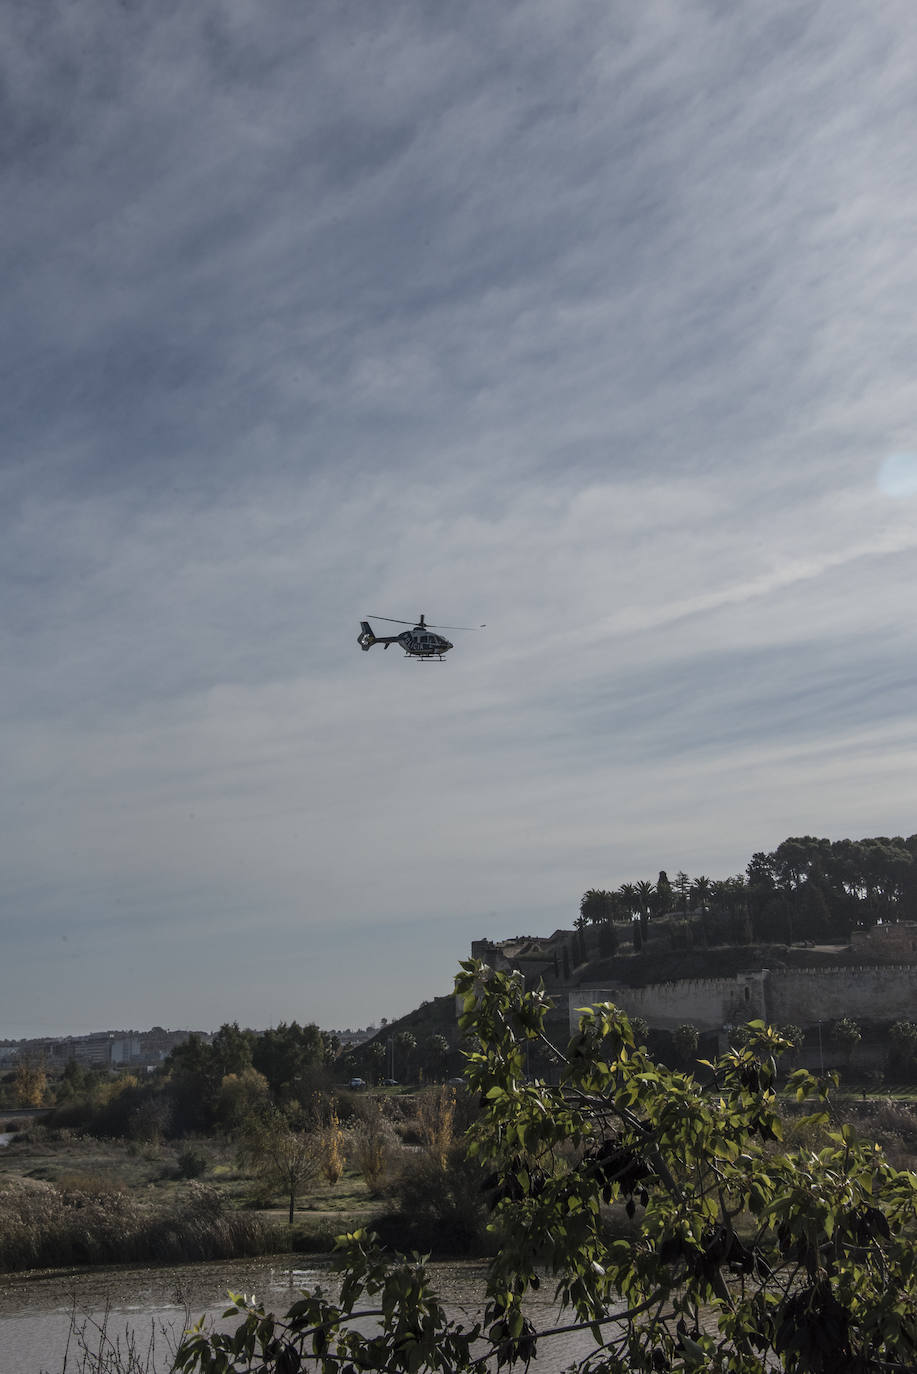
[0,1178,281,1273]
[40,1301,184,1374]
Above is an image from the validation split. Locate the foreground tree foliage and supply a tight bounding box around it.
[177,961,917,1373]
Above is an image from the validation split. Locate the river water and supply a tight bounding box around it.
[0,1255,600,1374]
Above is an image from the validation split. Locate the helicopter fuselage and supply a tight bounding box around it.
[396,627,453,658]
[358,618,453,659]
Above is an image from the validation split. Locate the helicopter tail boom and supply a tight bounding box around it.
[358,621,376,651]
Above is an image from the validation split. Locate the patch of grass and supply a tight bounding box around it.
[56,1170,130,1196]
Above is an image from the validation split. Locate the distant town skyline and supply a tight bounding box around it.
[3,2,917,1037]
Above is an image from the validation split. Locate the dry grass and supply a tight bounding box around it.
[777,1095,917,1173]
[0,1175,277,1272]
[0,1124,387,1273]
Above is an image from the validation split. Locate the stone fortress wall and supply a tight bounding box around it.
[573,971,768,1034]
[573,965,917,1035]
[765,966,917,1025]
[471,925,917,1038]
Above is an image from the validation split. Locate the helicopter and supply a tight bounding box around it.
[357,613,484,661]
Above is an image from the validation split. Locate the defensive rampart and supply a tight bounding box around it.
[573,972,767,1034]
[765,966,917,1025]
[572,965,917,1033]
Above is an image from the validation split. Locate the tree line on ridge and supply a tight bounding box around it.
[578,832,917,952]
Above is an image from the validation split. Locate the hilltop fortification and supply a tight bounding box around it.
[470,921,917,1043]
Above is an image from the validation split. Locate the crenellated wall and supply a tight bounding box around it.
[572,965,917,1033]
[765,966,917,1024]
[573,972,767,1033]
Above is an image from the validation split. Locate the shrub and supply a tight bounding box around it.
[415,1085,456,1169]
[316,1098,345,1186]
[351,1101,399,1194]
[176,1146,209,1179]
[375,1142,491,1256]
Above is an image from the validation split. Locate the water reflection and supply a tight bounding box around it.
[0,1255,599,1373]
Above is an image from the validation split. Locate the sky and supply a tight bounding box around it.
[2,0,917,1038]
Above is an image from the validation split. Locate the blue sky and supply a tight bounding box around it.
[2,0,917,1036]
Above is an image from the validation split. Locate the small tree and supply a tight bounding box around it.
[672,1021,698,1065]
[780,1023,805,1062]
[14,1058,47,1108]
[217,1067,270,1132]
[889,1020,917,1079]
[57,1058,90,1101]
[240,1109,320,1224]
[128,1092,173,1144]
[832,1016,862,1069]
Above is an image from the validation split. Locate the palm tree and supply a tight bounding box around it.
[618,884,638,920]
[394,1031,416,1082]
[425,1033,450,1081]
[635,881,655,941]
[579,889,615,926]
[708,880,729,913]
[368,1040,387,1083]
[691,875,711,912]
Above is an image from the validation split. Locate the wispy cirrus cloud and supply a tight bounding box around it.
[1,0,916,1034]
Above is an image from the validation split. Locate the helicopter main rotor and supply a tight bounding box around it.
[366,613,486,631]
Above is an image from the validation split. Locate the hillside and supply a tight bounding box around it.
[573,940,856,988]
[347,917,917,1079]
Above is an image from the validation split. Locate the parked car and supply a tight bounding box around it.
[381,1078,398,1087]
[348,1077,367,1090]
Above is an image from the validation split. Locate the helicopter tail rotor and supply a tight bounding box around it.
[358,620,376,651]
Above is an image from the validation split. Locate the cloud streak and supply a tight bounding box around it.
[2,1,917,1034]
